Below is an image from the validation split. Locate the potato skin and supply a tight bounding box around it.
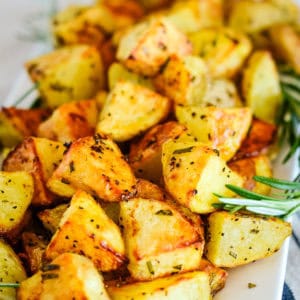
[205,211,292,267]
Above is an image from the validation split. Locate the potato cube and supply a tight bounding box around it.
[136,0,172,11]
[129,121,186,184]
[206,211,292,267]
[3,138,66,206]
[38,99,99,143]
[242,50,282,124]
[117,18,192,77]
[45,190,126,271]
[26,45,104,108]
[17,253,110,300]
[107,271,211,300]
[97,81,171,142]
[154,55,209,105]
[0,239,27,300]
[189,27,252,78]
[47,134,136,201]
[120,197,204,280]
[175,106,252,161]
[162,140,244,213]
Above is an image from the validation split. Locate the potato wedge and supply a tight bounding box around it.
[45,190,126,271]
[0,107,50,147]
[129,121,186,184]
[162,140,244,213]
[175,106,252,161]
[38,99,99,143]
[0,239,27,300]
[47,134,136,201]
[242,50,282,124]
[120,197,204,280]
[205,211,292,267]
[107,271,211,300]
[17,253,110,300]
[117,18,192,77]
[26,45,104,108]
[97,81,171,142]
[3,138,66,206]
[189,27,252,78]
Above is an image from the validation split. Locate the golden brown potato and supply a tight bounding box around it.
[228,155,273,195]
[37,204,68,234]
[120,197,204,280]
[154,55,209,105]
[38,99,99,143]
[0,171,33,237]
[0,239,27,300]
[205,211,292,267]
[17,253,111,300]
[175,106,252,161]
[26,45,104,108]
[189,27,252,78]
[162,139,244,213]
[117,18,192,77]
[21,232,47,274]
[97,81,171,142]
[3,138,66,206]
[107,271,211,300]
[47,134,137,201]
[232,118,277,161]
[136,0,173,11]
[135,178,169,201]
[45,190,126,272]
[129,121,186,184]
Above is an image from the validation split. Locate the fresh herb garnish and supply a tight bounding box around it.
[213,174,300,219]
[12,83,39,107]
[0,283,20,288]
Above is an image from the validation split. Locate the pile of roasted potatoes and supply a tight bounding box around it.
[0,0,299,299]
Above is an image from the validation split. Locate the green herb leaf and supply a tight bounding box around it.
[0,283,20,288]
[253,176,300,190]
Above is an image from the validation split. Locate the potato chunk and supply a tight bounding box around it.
[47,134,136,201]
[242,50,282,124]
[0,171,33,236]
[17,253,110,300]
[107,271,211,300]
[26,45,104,108]
[97,81,171,142]
[175,106,252,161]
[3,138,66,206]
[120,197,204,280]
[45,190,126,271]
[117,18,192,77]
[205,211,292,267]
[162,140,243,213]
[38,99,99,143]
[154,55,209,105]
[0,239,27,300]
[129,121,186,184]
[189,27,252,78]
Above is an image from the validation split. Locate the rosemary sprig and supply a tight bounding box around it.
[13,83,39,107]
[0,283,20,288]
[213,174,300,219]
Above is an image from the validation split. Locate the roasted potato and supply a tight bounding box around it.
[205,211,292,267]
[107,271,211,300]
[136,0,173,11]
[97,81,171,142]
[26,45,104,108]
[129,121,186,184]
[120,197,204,280]
[0,107,50,147]
[45,190,126,271]
[0,171,33,237]
[242,50,282,124]
[3,137,66,206]
[162,139,244,213]
[17,253,111,300]
[117,18,192,77]
[175,106,252,161]
[189,27,252,78]
[38,99,99,143]
[47,134,136,201]
[0,239,27,300]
